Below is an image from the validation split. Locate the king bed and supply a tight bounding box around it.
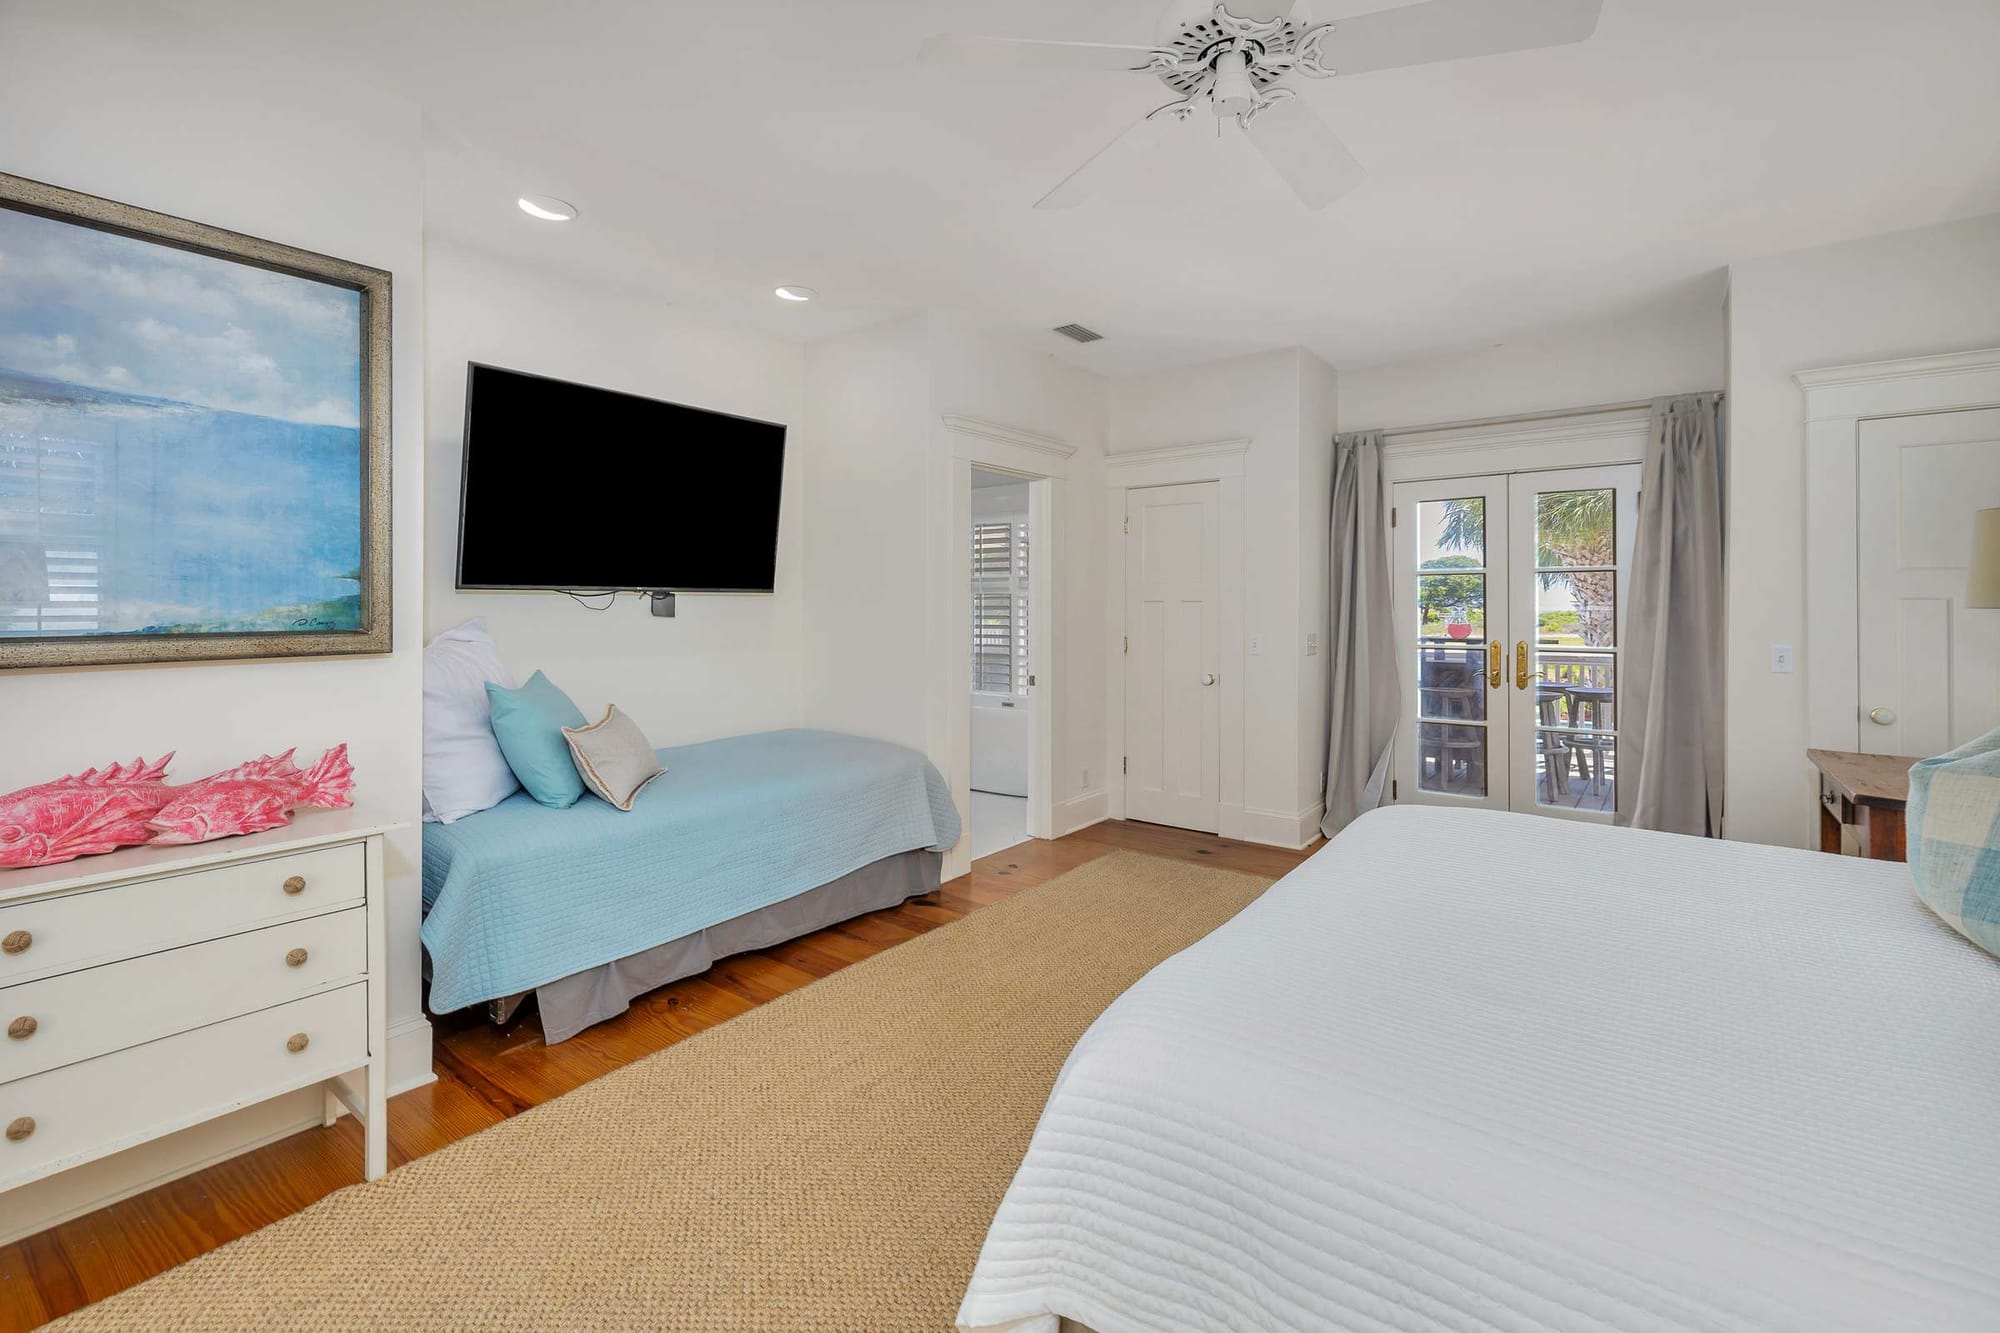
[958,805,2000,1332]
[422,729,960,1043]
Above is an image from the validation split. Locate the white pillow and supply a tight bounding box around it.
[422,618,520,823]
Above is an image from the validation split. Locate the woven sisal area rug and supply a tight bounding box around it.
[50,851,1275,1332]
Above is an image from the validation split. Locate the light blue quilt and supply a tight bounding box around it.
[422,729,961,1011]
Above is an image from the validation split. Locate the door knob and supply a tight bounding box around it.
[1867,706,1897,726]
[1201,673,1217,686]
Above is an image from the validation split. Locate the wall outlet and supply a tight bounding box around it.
[1770,643,1795,674]
[1306,632,1319,656]
[1081,767,1090,790]
[1249,636,1264,656]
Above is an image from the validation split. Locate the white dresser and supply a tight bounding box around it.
[0,813,398,1196]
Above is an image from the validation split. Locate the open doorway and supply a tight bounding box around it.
[970,466,1033,859]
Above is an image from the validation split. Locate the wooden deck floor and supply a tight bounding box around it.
[0,820,1316,1331]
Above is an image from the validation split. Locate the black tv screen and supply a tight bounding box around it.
[456,364,786,593]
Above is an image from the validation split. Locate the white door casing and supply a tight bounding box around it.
[1855,407,2000,756]
[931,416,1076,881]
[1801,349,2000,754]
[1124,481,1222,832]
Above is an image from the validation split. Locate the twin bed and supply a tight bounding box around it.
[421,729,959,1043]
[958,806,2000,1332]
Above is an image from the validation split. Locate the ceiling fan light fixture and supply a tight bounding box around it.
[517,194,578,222]
[774,285,818,302]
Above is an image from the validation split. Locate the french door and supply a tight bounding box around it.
[1390,465,1639,822]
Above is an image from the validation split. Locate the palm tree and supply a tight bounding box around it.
[1436,492,1614,646]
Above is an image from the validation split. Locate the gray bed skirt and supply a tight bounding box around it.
[505,848,941,1044]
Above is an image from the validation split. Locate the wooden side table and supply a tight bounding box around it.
[1807,749,1923,862]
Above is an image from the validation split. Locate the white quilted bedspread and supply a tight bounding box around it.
[958,806,2000,1332]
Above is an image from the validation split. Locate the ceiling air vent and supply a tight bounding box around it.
[1052,323,1103,344]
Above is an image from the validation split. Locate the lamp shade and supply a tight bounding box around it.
[1969,508,2000,608]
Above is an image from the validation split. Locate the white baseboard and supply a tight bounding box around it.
[388,1012,437,1094]
[1053,789,1108,837]
[1237,801,1326,850]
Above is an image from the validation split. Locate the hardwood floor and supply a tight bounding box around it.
[0,820,1316,1331]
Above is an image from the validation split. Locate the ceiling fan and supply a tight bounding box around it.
[921,0,1604,211]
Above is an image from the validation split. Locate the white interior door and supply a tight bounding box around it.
[1125,481,1221,832]
[1391,476,1512,810]
[1857,407,2000,756]
[1392,465,1638,821]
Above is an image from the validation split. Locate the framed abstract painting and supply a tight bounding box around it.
[0,172,390,669]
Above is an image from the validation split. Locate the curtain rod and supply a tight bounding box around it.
[1375,392,1723,440]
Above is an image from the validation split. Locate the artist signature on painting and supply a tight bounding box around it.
[291,617,338,631]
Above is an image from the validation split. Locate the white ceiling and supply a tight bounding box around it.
[168,0,2000,377]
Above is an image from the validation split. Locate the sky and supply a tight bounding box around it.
[0,204,361,427]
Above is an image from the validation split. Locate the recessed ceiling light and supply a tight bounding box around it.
[517,195,578,222]
[774,285,817,302]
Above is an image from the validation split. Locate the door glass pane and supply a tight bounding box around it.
[1537,732,1615,813]
[1417,722,1486,797]
[1532,485,1617,815]
[1415,496,1490,724]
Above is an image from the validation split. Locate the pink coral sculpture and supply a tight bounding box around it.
[0,755,177,869]
[146,744,355,846]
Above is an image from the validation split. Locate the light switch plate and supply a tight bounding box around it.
[1770,643,1795,674]
[1306,632,1319,656]
[1249,636,1264,656]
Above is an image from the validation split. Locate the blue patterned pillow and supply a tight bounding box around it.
[1907,727,2000,959]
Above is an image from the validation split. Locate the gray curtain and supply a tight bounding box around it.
[1322,431,1401,839]
[1619,393,1726,835]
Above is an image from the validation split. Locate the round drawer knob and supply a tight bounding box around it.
[5,1116,33,1143]
[285,948,309,969]
[7,1016,35,1040]
[1,930,30,957]
[282,875,307,896]
[286,1032,310,1054]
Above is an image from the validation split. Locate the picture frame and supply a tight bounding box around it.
[0,172,391,669]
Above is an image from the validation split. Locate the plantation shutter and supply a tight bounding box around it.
[0,433,106,636]
[970,519,1030,695]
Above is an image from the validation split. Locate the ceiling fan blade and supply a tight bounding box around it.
[919,36,1159,72]
[1034,114,1180,210]
[1313,0,1603,77]
[1224,0,1302,18]
[1240,98,1365,211]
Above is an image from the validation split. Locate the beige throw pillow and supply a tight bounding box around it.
[562,705,666,811]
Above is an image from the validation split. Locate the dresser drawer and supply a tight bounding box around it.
[0,843,363,986]
[0,982,368,1191]
[1,907,366,1084]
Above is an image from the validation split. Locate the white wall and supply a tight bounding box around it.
[1724,213,2000,847]
[423,242,806,746]
[0,2,428,1238]
[797,315,934,750]
[1107,348,1324,840]
[1338,279,1727,430]
[1297,355,1340,819]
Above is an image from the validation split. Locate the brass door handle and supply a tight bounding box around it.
[1515,641,1530,690]
[1487,641,1502,689]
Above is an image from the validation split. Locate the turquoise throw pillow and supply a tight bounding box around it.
[1907,725,2000,960]
[485,671,588,808]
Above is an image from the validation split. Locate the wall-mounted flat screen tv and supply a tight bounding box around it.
[456,364,786,593]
